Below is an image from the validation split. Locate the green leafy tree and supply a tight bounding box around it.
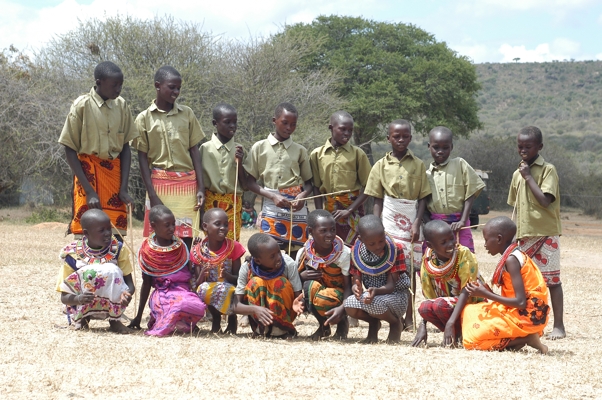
[282,15,482,159]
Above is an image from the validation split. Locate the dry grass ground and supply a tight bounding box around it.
[1,208,601,399]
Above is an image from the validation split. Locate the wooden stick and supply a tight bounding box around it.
[288,205,294,255]
[127,204,138,315]
[410,242,417,333]
[233,158,239,242]
[176,218,204,236]
[460,223,485,230]
[290,190,351,204]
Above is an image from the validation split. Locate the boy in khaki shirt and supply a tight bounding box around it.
[425,126,485,252]
[200,103,247,241]
[508,126,564,340]
[364,119,431,328]
[59,61,138,238]
[133,66,205,249]
[310,111,371,246]
[244,102,312,257]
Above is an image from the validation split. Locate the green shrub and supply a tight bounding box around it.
[25,208,71,224]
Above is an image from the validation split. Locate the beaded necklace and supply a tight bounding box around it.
[138,233,189,277]
[491,242,518,286]
[423,245,460,280]
[351,234,397,276]
[190,238,235,267]
[250,256,286,280]
[75,236,120,264]
[303,236,344,270]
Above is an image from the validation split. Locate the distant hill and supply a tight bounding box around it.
[474,60,602,155]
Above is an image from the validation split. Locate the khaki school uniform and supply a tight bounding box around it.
[200,133,245,194]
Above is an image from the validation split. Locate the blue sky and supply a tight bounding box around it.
[2,0,601,63]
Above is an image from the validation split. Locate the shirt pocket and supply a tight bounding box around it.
[402,174,421,199]
[109,131,125,157]
[335,169,357,189]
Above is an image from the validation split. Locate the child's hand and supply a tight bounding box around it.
[128,317,142,330]
[443,322,457,347]
[411,321,428,347]
[465,281,488,298]
[120,291,132,307]
[292,292,305,314]
[271,193,291,209]
[332,209,351,222]
[518,161,532,180]
[363,287,376,304]
[234,145,244,162]
[324,305,346,326]
[118,190,134,205]
[411,220,421,243]
[292,194,306,212]
[253,306,274,326]
[449,220,464,233]
[300,269,323,281]
[86,192,101,209]
[76,293,95,305]
[194,191,205,211]
[195,266,210,287]
[352,277,363,299]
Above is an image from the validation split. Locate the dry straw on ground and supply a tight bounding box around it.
[0,209,601,399]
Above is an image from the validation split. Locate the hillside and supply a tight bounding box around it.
[474,61,602,155]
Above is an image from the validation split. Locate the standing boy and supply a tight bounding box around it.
[244,102,313,256]
[425,126,485,252]
[364,119,431,328]
[508,126,564,340]
[133,66,205,248]
[200,103,246,241]
[59,61,138,237]
[310,111,372,246]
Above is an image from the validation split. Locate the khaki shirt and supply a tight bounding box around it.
[243,133,312,189]
[364,150,431,200]
[310,139,372,193]
[426,157,485,214]
[200,133,245,194]
[58,87,138,160]
[507,155,562,238]
[132,102,205,172]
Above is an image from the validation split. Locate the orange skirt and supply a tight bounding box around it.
[69,154,126,235]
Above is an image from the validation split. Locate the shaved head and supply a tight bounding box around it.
[247,233,277,258]
[485,216,517,240]
[423,220,452,243]
[203,207,227,223]
[80,209,110,231]
[429,126,453,143]
[358,215,385,237]
[308,209,334,229]
[149,205,174,224]
[330,110,353,125]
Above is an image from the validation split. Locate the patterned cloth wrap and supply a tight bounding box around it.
[298,236,346,317]
[462,244,550,351]
[191,237,246,315]
[344,235,410,319]
[429,212,475,253]
[519,236,561,287]
[59,237,129,323]
[138,234,206,336]
[260,186,308,246]
[382,195,423,270]
[204,191,243,241]
[324,190,364,246]
[69,154,127,235]
[142,169,199,238]
[244,257,297,335]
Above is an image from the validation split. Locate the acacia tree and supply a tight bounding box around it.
[282,15,483,159]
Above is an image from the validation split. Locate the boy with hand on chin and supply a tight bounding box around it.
[235,233,304,338]
[59,61,138,238]
[425,126,485,252]
[508,126,564,340]
[310,111,371,246]
[244,102,313,257]
[200,103,247,241]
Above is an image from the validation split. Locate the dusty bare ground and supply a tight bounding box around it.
[1,208,601,399]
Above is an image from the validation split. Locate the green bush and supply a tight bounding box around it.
[25,208,71,224]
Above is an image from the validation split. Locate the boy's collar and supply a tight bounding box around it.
[385,149,414,163]
[91,87,114,109]
[268,132,292,148]
[518,154,544,167]
[430,158,451,168]
[211,133,234,151]
[324,138,351,152]
[149,100,182,115]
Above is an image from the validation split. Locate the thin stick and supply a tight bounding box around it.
[290,190,351,204]
[288,205,294,255]
[127,204,138,315]
[233,158,239,241]
[176,218,204,236]
[460,223,485,230]
[410,241,416,332]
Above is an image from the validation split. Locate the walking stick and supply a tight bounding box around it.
[233,158,239,242]
[410,241,417,333]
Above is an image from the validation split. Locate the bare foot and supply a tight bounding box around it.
[310,325,332,341]
[546,326,566,340]
[403,315,414,332]
[386,318,402,344]
[109,320,133,334]
[332,318,349,340]
[361,321,381,344]
[224,316,238,335]
[211,318,221,334]
[75,317,90,331]
[527,333,549,354]
[348,316,359,328]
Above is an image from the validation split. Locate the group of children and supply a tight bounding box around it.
[55,61,565,353]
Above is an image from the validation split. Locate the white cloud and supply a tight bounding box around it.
[596,53,602,60]
[452,44,492,63]
[454,0,597,17]
[498,38,581,62]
